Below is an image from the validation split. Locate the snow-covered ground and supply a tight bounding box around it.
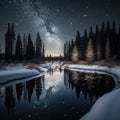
[0,63,49,85]
[64,64,120,120]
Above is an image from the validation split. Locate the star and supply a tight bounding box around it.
[83,14,87,17]
[70,22,73,25]
[56,9,60,12]
[105,13,109,17]
[86,6,89,9]
[8,0,12,4]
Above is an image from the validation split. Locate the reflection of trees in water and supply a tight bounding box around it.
[35,77,42,102]
[5,86,15,116]
[45,86,54,99]
[26,79,35,103]
[16,83,23,102]
[4,76,45,115]
[64,70,115,101]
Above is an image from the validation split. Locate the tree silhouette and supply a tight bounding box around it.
[5,23,15,60]
[5,23,11,60]
[42,43,45,59]
[105,37,110,61]
[15,34,23,60]
[11,23,15,58]
[75,31,81,59]
[0,42,1,54]
[36,32,42,58]
[26,33,35,60]
[23,34,27,56]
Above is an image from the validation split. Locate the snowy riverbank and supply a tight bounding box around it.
[0,63,49,85]
[64,64,120,120]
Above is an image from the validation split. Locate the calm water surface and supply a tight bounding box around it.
[0,69,115,120]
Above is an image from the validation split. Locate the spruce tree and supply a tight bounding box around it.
[42,43,45,59]
[23,34,27,56]
[11,23,15,58]
[15,34,22,60]
[118,25,120,59]
[82,29,88,60]
[26,34,35,60]
[75,31,81,59]
[5,23,11,60]
[36,32,42,58]
[0,42,1,54]
[105,37,110,61]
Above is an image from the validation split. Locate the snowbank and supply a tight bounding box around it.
[81,88,120,120]
[0,64,48,84]
[64,64,120,120]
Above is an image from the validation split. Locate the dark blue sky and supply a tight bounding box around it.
[0,0,120,56]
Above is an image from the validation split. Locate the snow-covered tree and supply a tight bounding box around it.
[71,45,79,63]
[86,39,94,63]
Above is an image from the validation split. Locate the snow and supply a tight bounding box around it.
[64,64,120,120]
[81,88,120,120]
[0,63,48,85]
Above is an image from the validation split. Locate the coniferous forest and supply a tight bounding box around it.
[4,23,45,61]
[1,21,120,63]
[64,21,120,63]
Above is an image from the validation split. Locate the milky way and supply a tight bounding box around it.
[0,0,120,56]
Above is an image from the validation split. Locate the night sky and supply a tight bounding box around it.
[0,0,120,56]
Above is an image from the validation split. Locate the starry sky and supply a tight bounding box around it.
[0,0,120,56]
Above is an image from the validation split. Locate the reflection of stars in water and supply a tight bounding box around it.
[105,13,109,17]
[9,0,12,4]
[56,9,60,12]
[83,14,87,17]
[86,6,89,9]
[70,22,73,25]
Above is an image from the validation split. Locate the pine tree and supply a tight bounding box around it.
[64,41,69,59]
[97,43,101,61]
[5,23,11,60]
[105,37,110,61]
[71,45,79,63]
[23,34,27,56]
[36,32,42,58]
[95,23,101,60]
[15,34,22,60]
[68,40,71,60]
[75,31,81,60]
[42,43,45,59]
[5,23,16,60]
[89,26,94,39]
[112,21,118,59]
[118,25,120,59]
[0,42,1,54]
[82,29,88,60]
[26,33,35,60]
[11,23,15,57]
[100,22,106,59]
[86,39,94,63]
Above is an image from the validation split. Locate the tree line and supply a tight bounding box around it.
[64,21,120,63]
[5,23,45,61]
